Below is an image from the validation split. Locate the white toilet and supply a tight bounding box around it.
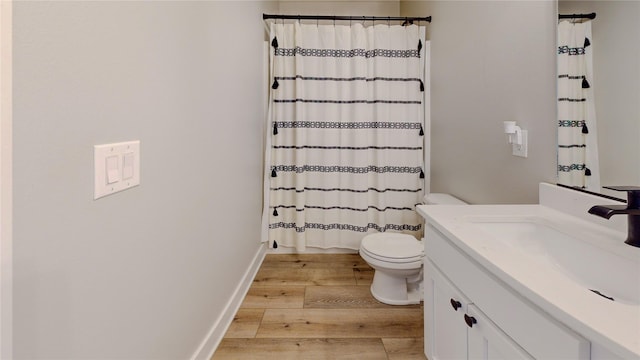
[359,193,467,305]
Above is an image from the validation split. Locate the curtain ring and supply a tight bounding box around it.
[388,16,390,27]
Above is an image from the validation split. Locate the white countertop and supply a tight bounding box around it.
[417,204,640,359]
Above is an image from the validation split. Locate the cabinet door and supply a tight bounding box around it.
[425,261,469,360]
[466,304,533,360]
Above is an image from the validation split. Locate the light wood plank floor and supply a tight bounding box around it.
[212,254,426,360]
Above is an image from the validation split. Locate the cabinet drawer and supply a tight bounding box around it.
[426,225,590,359]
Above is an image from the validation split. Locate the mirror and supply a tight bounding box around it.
[557,1,640,200]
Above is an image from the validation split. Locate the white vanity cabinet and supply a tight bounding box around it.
[466,303,534,359]
[424,224,591,360]
[425,260,533,360]
[424,259,470,360]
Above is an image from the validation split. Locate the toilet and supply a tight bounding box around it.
[359,193,467,305]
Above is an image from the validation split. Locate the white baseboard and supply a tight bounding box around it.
[269,245,358,254]
[190,243,267,360]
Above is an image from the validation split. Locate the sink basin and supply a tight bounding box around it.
[466,217,640,306]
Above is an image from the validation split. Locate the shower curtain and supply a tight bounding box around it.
[262,22,427,251]
[557,20,600,191]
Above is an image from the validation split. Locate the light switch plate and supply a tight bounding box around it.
[122,152,134,180]
[94,141,140,199]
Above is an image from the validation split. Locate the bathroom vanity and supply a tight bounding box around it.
[417,184,640,360]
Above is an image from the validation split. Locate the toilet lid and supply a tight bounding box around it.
[360,233,423,261]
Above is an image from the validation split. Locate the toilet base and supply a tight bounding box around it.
[370,269,422,305]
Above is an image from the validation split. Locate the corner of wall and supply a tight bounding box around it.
[190,244,267,360]
[0,0,13,357]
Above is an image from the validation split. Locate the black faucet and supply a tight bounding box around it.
[588,186,640,248]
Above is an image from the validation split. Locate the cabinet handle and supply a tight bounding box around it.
[464,314,477,328]
[450,298,462,311]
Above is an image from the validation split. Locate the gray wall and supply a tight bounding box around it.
[12,1,275,358]
[402,1,558,204]
[11,0,561,358]
[278,1,399,16]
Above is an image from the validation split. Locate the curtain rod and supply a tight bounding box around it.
[263,14,431,23]
[558,13,596,20]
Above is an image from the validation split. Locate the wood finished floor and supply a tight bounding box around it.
[212,254,426,360]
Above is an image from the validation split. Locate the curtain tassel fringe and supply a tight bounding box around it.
[582,77,590,89]
[420,169,425,179]
[271,168,277,177]
[419,79,424,92]
[584,37,591,48]
[585,167,592,176]
[418,39,423,53]
[273,208,278,216]
[419,124,424,136]
[271,37,279,49]
[273,122,278,135]
[272,78,279,89]
[582,122,589,134]
[272,240,278,249]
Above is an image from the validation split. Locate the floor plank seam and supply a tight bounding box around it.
[303,285,308,309]
[256,308,266,339]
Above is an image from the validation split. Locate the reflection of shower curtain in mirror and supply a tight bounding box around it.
[557,20,600,191]
[262,22,426,252]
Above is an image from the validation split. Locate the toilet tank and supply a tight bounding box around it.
[423,193,467,205]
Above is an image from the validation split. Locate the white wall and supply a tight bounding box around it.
[0,1,14,358]
[279,0,399,17]
[12,1,275,358]
[10,0,562,357]
[401,1,558,204]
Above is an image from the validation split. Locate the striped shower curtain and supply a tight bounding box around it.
[557,20,600,191]
[263,22,427,251]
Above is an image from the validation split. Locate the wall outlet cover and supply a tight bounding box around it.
[512,130,528,158]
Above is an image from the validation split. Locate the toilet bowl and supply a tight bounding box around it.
[359,193,467,305]
[360,233,424,305]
